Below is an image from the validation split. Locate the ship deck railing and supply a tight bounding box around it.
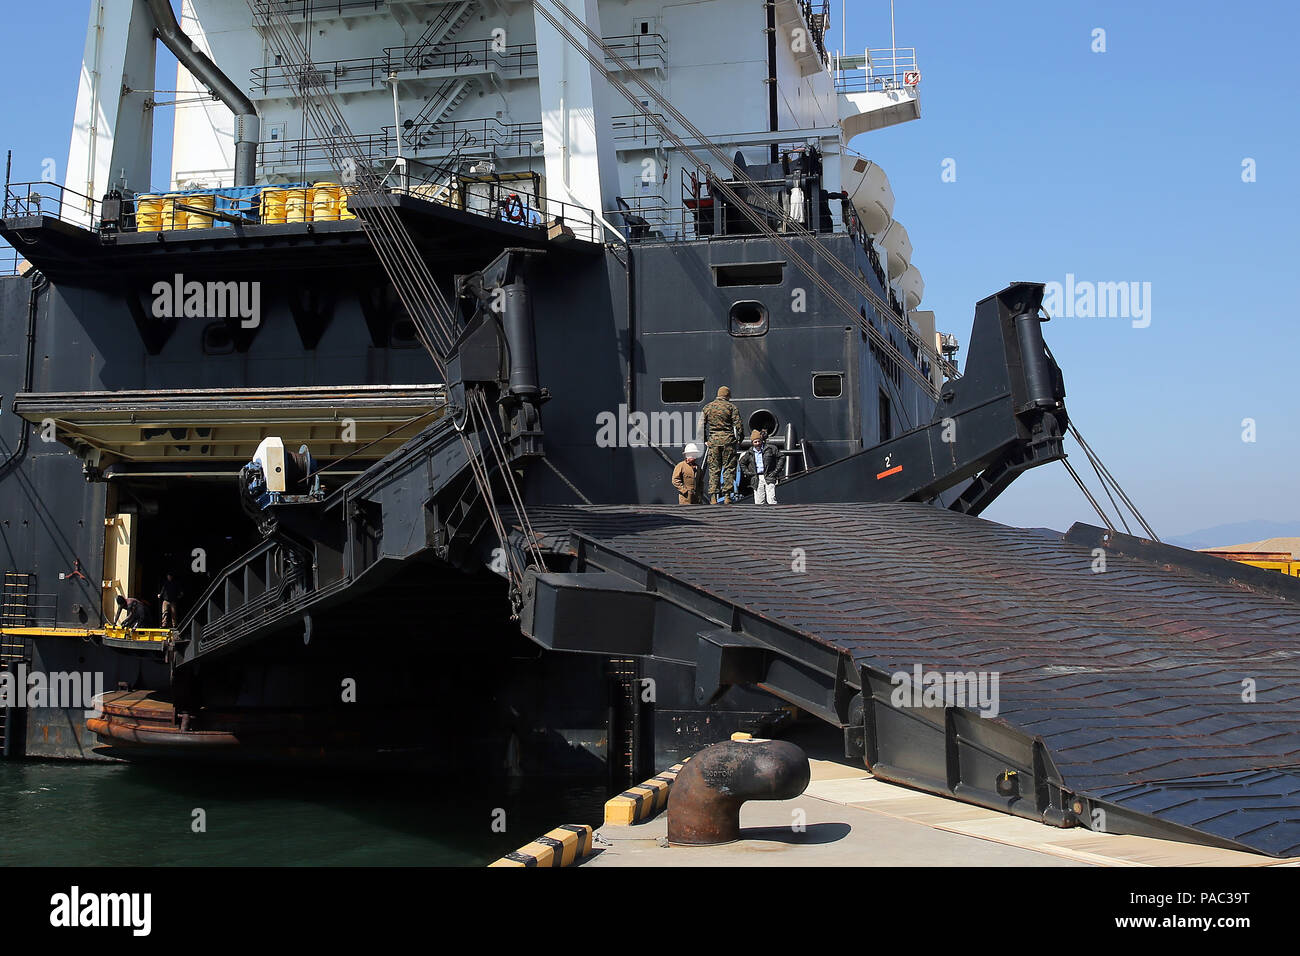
[2,174,602,246]
[608,198,859,243]
[3,180,103,234]
[248,32,668,97]
[0,593,58,631]
[260,112,666,174]
[602,34,668,72]
[611,112,670,148]
[833,47,919,94]
[250,38,540,96]
[251,0,388,22]
[0,241,22,278]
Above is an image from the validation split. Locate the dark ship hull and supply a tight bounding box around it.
[0,187,928,781]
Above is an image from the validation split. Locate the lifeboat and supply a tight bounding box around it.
[840,154,894,235]
[880,219,912,278]
[895,263,925,310]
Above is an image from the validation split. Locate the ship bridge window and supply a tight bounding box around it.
[813,373,843,398]
[713,262,785,287]
[661,378,705,405]
[729,301,769,336]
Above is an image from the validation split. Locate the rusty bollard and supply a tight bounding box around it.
[667,738,810,845]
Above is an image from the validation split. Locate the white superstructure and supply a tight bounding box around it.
[67,0,928,308]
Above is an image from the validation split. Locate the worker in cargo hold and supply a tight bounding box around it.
[739,430,780,504]
[700,386,742,504]
[672,443,704,504]
[113,594,154,631]
[157,572,183,628]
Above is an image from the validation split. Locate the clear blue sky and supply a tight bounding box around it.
[2,1,1296,538]
[836,1,1299,537]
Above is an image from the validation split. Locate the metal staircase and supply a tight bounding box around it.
[404,0,477,68]
[405,77,475,147]
[400,2,478,148]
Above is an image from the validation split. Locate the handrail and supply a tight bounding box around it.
[174,537,281,636]
[611,112,668,145]
[0,243,22,277]
[602,33,668,69]
[834,47,919,94]
[250,39,539,94]
[249,32,668,95]
[798,0,831,66]
[251,0,386,19]
[4,167,601,245]
[3,180,103,228]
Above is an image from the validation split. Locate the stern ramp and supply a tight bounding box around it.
[518,503,1300,857]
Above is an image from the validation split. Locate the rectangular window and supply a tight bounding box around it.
[812,373,843,398]
[712,262,785,287]
[661,378,705,405]
[878,390,892,443]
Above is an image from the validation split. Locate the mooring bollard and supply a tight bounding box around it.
[667,738,810,845]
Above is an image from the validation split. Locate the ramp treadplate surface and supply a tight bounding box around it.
[519,503,1300,857]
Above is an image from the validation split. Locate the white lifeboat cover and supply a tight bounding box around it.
[881,219,912,275]
[841,155,894,234]
[896,263,925,309]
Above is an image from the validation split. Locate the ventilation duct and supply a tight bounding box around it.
[147,0,260,186]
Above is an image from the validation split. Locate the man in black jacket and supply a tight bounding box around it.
[157,572,183,628]
[739,429,781,504]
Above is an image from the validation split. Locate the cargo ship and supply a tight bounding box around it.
[3,0,1299,859]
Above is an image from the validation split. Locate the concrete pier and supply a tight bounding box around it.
[583,729,1297,867]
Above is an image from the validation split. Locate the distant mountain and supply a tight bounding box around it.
[1166,519,1300,551]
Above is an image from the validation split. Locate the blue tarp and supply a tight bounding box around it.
[140,183,310,226]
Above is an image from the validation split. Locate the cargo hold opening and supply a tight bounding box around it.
[8,385,447,626]
[106,478,260,627]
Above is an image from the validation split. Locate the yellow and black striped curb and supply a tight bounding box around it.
[604,762,687,825]
[488,824,594,868]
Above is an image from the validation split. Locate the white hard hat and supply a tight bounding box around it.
[684,443,701,457]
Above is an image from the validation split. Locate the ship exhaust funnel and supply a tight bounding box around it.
[147,0,259,186]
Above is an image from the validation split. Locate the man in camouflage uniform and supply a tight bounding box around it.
[700,385,742,503]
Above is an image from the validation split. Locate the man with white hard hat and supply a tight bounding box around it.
[672,443,704,504]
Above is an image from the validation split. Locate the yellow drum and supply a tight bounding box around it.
[284,187,311,223]
[260,187,287,224]
[136,194,163,232]
[338,187,357,221]
[160,195,183,231]
[184,193,215,229]
[311,182,341,221]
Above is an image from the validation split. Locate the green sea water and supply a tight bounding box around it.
[0,760,607,866]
